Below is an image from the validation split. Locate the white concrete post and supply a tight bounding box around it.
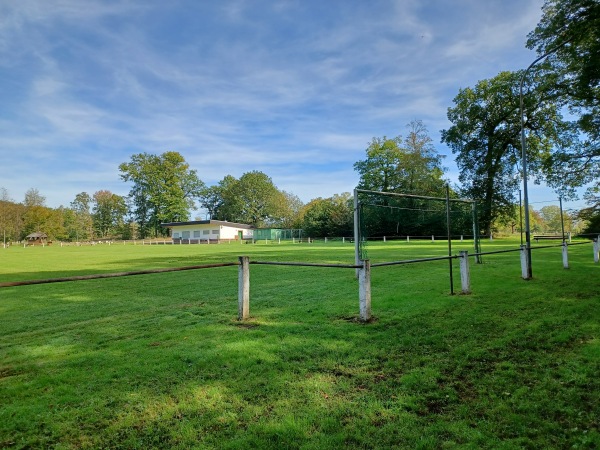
[431,235,435,242]
[562,242,569,269]
[460,235,464,242]
[520,245,530,279]
[342,237,345,244]
[594,237,600,264]
[459,251,471,294]
[383,236,386,243]
[238,256,250,320]
[359,259,372,322]
[407,236,410,243]
[568,232,572,243]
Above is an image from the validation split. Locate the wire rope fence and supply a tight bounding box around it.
[2,236,599,323]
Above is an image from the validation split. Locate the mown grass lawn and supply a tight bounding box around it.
[0,239,598,449]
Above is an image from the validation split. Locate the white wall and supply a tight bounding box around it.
[170,223,253,240]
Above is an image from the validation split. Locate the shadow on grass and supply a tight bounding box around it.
[1,246,599,448]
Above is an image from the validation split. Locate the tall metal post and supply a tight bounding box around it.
[445,185,454,295]
[519,75,533,280]
[353,189,360,278]
[519,39,570,280]
[559,197,566,242]
[472,202,482,264]
[519,189,523,246]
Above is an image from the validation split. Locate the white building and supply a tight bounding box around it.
[161,220,254,243]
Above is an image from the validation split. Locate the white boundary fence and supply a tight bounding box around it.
[1,238,597,323]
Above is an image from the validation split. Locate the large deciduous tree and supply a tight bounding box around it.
[527,0,600,199]
[92,190,127,238]
[119,152,205,237]
[441,71,575,235]
[0,188,23,245]
[218,171,283,227]
[69,192,93,241]
[198,175,237,220]
[354,120,447,196]
[300,193,353,238]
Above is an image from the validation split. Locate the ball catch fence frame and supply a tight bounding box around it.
[353,187,482,291]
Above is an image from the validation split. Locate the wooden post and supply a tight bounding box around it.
[359,259,371,322]
[520,245,530,279]
[459,251,471,294]
[238,256,250,320]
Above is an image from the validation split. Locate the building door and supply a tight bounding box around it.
[238,231,243,240]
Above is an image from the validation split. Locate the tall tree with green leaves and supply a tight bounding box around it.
[198,175,237,220]
[441,71,575,235]
[119,152,205,237]
[300,193,353,238]
[274,191,304,229]
[69,192,93,241]
[527,0,600,198]
[22,188,48,237]
[92,190,127,238]
[0,188,23,245]
[354,121,447,196]
[218,171,283,227]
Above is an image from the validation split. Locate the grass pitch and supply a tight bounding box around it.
[1,239,598,448]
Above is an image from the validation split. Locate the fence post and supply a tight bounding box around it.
[562,242,569,269]
[238,256,250,320]
[359,259,371,322]
[520,245,530,279]
[594,237,600,264]
[459,251,471,294]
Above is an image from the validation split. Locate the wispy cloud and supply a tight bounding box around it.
[0,0,552,207]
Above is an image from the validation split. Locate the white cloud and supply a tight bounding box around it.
[0,0,557,209]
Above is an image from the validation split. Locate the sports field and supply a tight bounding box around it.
[1,239,598,448]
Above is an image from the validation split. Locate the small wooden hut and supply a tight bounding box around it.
[26,232,48,246]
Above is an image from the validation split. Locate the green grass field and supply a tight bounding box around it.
[1,239,598,449]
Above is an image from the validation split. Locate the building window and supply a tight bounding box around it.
[193,231,200,238]
[173,232,180,238]
[212,230,219,235]
[203,230,210,235]
[182,231,190,239]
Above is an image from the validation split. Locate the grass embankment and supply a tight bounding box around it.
[0,239,598,448]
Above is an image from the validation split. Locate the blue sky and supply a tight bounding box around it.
[0,0,579,211]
